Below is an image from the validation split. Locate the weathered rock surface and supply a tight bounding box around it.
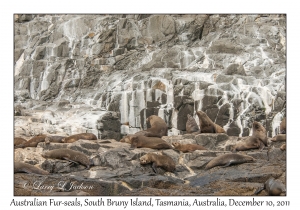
[14,14,286,139]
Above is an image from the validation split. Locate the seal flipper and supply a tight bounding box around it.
[155,143,172,149]
[152,162,158,173]
[222,160,234,168]
[63,157,80,165]
[63,162,75,167]
[254,186,264,195]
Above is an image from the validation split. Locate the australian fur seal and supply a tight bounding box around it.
[61,133,97,143]
[172,142,206,153]
[120,115,168,142]
[205,153,255,170]
[280,118,286,134]
[14,137,27,146]
[130,135,173,150]
[252,121,268,146]
[14,161,49,175]
[15,135,47,148]
[271,134,286,142]
[232,136,265,152]
[45,136,66,144]
[120,130,152,143]
[255,177,286,196]
[232,121,268,152]
[145,115,168,137]
[186,114,200,134]
[140,153,175,173]
[42,148,92,169]
[196,111,225,133]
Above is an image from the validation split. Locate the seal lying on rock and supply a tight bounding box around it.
[14,161,49,175]
[255,177,286,196]
[232,121,268,152]
[186,114,200,134]
[205,153,255,170]
[45,136,66,144]
[120,115,169,142]
[130,136,173,150]
[61,133,97,143]
[271,134,286,142]
[232,136,265,152]
[14,137,27,146]
[140,153,175,173]
[15,135,47,148]
[42,148,92,169]
[172,142,206,153]
[280,118,286,134]
[196,111,225,133]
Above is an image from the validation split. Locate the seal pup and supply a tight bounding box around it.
[14,161,49,175]
[186,114,200,134]
[196,111,225,133]
[14,137,27,146]
[280,118,286,134]
[15,135,47,148]
[45,136,66,144]
[42,148,92,169]
[205,153,255,170]
[271,134,286,142]
[140,153,175,173]
[255,177,286,196]
[61,133,97,143]
[172,142,206,153]
[130,135,173,150]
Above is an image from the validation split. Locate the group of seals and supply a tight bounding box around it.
[14,132,98,148]
[15,135,47,148]
[120,115,210,173]
[14,132,98,175]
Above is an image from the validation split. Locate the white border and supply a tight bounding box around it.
[2,0,298,209]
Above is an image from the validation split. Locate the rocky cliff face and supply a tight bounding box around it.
[14,14,286,196]
[14,14,286,139]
